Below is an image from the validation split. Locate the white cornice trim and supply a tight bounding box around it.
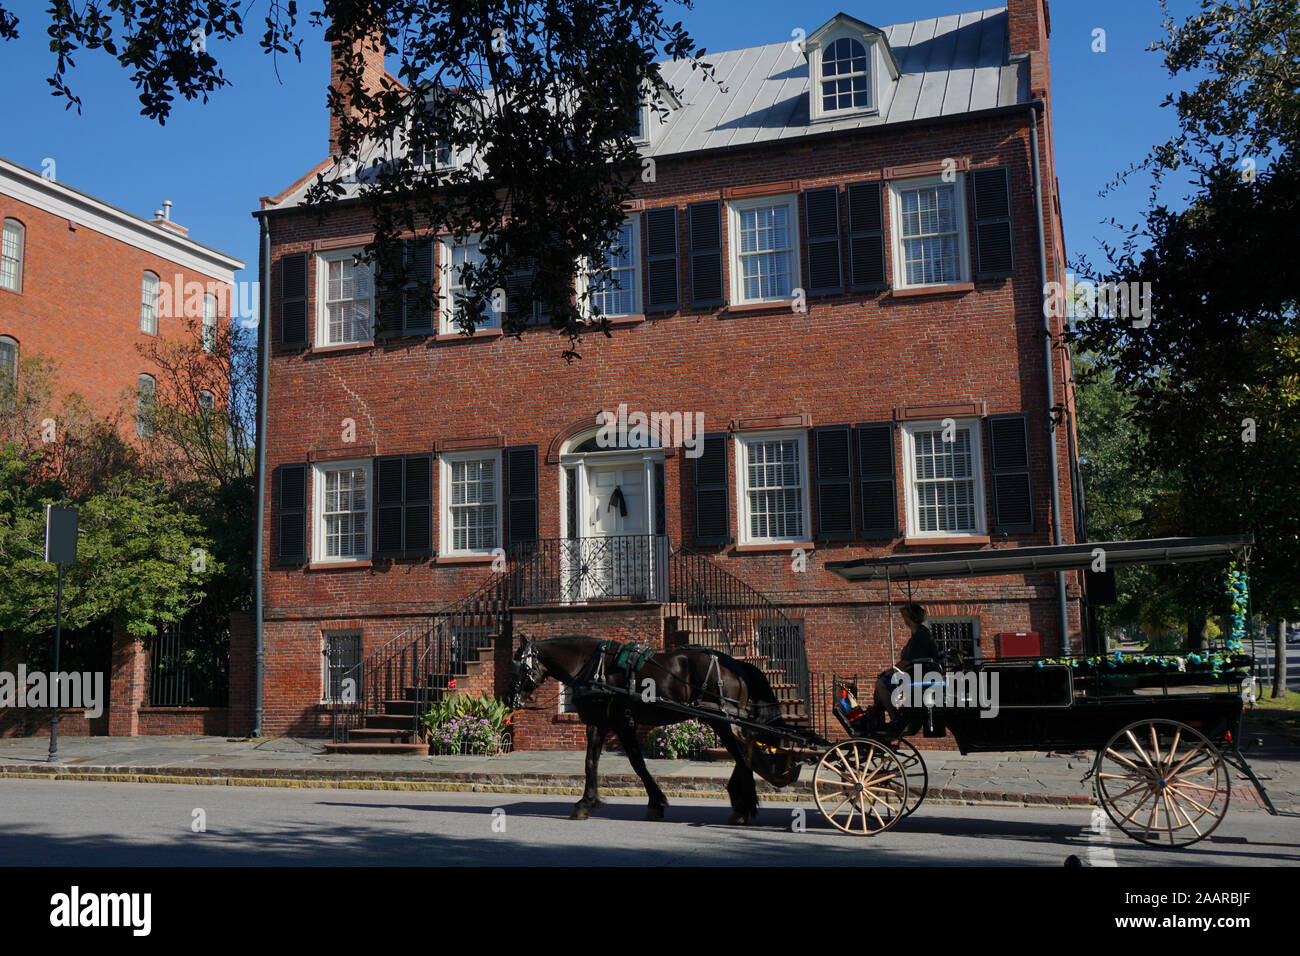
[0,157,245,284]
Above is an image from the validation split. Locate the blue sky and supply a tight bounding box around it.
[0,0,1202,311]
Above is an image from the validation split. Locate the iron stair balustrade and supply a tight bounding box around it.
[668,547,811,715]
[509,535,671,605]
[330,567,520,744]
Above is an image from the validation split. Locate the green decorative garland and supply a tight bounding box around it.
[1224,560,1249,653]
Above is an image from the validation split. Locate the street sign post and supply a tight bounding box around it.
[44,505,77,763]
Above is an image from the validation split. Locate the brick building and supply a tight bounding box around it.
[0,155,243,425]
[0,156,244,738]
[252,0,1088,750]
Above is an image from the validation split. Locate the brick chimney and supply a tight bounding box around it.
[1006,0,1051,95]
[327,19,388,157]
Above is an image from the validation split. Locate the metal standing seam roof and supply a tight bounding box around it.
[266,6,1025,210]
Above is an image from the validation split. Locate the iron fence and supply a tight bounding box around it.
[150,623,229,707]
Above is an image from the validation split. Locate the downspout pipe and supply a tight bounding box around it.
[1029,105,1072,656]
[252,213,271,737]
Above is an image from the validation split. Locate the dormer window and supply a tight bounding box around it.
[805,15,900,124]
[821,37,871,113]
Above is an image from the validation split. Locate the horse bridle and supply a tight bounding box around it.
[510,638,545,707]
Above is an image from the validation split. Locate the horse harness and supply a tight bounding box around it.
[574,640,745,719]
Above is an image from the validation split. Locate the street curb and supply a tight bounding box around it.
[0,764,1104,808]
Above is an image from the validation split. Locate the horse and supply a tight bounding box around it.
[507,634,789,824]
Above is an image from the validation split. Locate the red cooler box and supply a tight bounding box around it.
[996,631,1044,658]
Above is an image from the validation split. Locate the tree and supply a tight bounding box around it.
[0,441,215,666]
[5,0,716,358]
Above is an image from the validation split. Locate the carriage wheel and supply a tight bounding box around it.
[813,739,909,836]
[1094,719,1230,848]
[892,737,929,817]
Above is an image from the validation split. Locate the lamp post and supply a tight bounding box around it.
[44,504,78,763]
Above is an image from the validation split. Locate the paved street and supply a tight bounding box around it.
[0,779,1294,867]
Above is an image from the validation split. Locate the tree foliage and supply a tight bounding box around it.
[7,0,715,358]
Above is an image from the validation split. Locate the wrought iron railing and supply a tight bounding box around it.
[150,622,229,707]
[511,534,670,605]
[668,548,810,709]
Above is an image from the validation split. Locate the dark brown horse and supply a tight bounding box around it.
[507,635,787,824]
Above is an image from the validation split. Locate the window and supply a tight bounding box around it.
[141,271,159,334]
[821,36,871,113]
[323,631,362,703]
[136,374,155,438]
[727,195,801,305]
[440,450,501,555]
[586,219,641,318]
[198,389,215,418]
[889,175,970,288]
[416,141,454,169]
[439,236,500,333]
[0,336,16,387]
[901,420,986,537]
[930,618,981,663]
[202,292,217,351]
[316,250,373,345]
[0,219,23,292]
[313,459,371,562]
[736,431,810,543]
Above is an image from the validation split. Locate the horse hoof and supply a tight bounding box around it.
[645,805,665,821]
[590,798,607,812]
[570,806,590,821]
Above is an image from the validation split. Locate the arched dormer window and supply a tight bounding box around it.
[821,37,871,113]
[1,219,24,292]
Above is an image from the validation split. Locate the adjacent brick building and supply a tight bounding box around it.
[0,156,244,737]
[253,1,1087,750]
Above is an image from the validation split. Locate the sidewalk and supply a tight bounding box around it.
[1,729,1295,812]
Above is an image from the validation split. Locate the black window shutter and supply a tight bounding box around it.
[855,423,898,537]
[503,445,538,551]
[280,253,308,346]
[276,463,308,562]
[847,182,887,290]
[373,456,406,558]
[971,167,1014,278]
[803,188,843,295]
[403,455,433,557]
[986,414,1033,533]
[688,201,724,307]
[373,247,402,336]
[693,433,730,546]
[404,240,435,333]
[643,207,680,311]
[812,425,854,540]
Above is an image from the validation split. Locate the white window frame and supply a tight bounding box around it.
[136,373,155,439]
[734,429,811,545]
[315,248,374,346]
[811,33,877,122]
[0,218,24,293]
[888,173,971,290]
[438,235,503,334]
[312,458,372,564]
[321,630,363,704]
[202,292,218,351]
[438,448,503,557]
[726,194,802,307]
[900,419,987,538]
[580,218,641,319]
[141,271,159,335]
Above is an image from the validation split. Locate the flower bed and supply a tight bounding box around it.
[647,719,720,760]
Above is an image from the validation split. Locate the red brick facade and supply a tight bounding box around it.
[253,0,1083,748]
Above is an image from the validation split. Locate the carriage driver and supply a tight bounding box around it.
[872,603,942,731]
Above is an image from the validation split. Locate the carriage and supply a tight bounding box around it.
[732,534,1279,846]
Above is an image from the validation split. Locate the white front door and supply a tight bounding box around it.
[580,462,649,600]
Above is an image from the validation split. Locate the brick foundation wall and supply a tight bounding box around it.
[137,707,230,735]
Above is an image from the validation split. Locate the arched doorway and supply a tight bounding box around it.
[558,427,668,602]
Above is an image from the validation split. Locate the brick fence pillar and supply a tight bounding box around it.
[108,621,148,736]
[228,611,254,737]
